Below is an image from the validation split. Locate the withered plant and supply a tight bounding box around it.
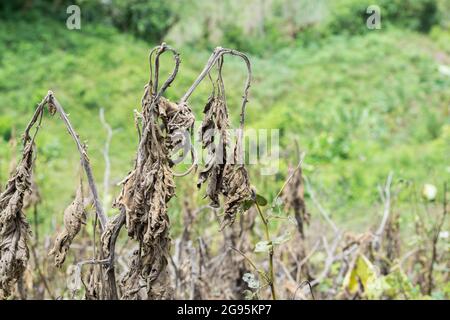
[191,49,254,229]
[111,44,255,299]
[113,44,194,299]
[0,92,108,299]
[0,117,35,298]
[5,43,442,301]
[103,44,255,300]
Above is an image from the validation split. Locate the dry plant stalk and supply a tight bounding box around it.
[114,45,253,299]
[1,91,109,299]
[3,43,256,300]
[281,164,312,281]
[382,209,401,274]
[0,95,48,299]
[282,166,310,240]
[114,44,194,299]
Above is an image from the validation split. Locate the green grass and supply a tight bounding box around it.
[0,15,449,235]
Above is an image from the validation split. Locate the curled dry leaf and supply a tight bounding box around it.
[0,141,33,298]
[221,164,253,229]
[120,249,143,300]
[198,94,230,208]
[49,182,86,268]
[161,98,195,151]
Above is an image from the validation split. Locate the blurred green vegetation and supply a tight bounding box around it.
[0,1,449,245]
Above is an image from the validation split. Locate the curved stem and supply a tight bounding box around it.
[180,47,252,130]
[180,47,252,164]
[137,44,181,173]
[47,92,108,232]
[105,210,126,300]
[150,43,181,101]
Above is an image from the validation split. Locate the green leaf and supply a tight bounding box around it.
[241,199,255,211]
[255,194,268,206]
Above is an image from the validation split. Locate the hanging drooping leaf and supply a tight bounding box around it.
[255,194,268,206]
[49,182,86,268]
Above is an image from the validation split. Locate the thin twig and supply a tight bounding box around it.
[293,281,315,300]
[372,172,394,251]
[273,152,306,204]
[310,232,342,287]
[303,176,339,234]
[99,108,113,213]
[229,247,258,272]
[77,258,110,268]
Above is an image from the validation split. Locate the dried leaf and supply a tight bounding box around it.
[197,64,253,229]
[0,141,33,298]
[49,182,86,268]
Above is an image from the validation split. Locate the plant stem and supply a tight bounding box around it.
[47,92,108,231]
[427,182,448,295]
[255,202,277,300]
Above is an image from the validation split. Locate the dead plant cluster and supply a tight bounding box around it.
[0,44,259,300]
[0,44,447,300]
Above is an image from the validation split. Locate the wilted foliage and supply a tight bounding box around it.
[49,181,86,268]
[0,96,49,298]
[114,44,195,299]
[198,82,231,209]
[0,140,33,298]
[0,42,447,301]
[196,51,254,229]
